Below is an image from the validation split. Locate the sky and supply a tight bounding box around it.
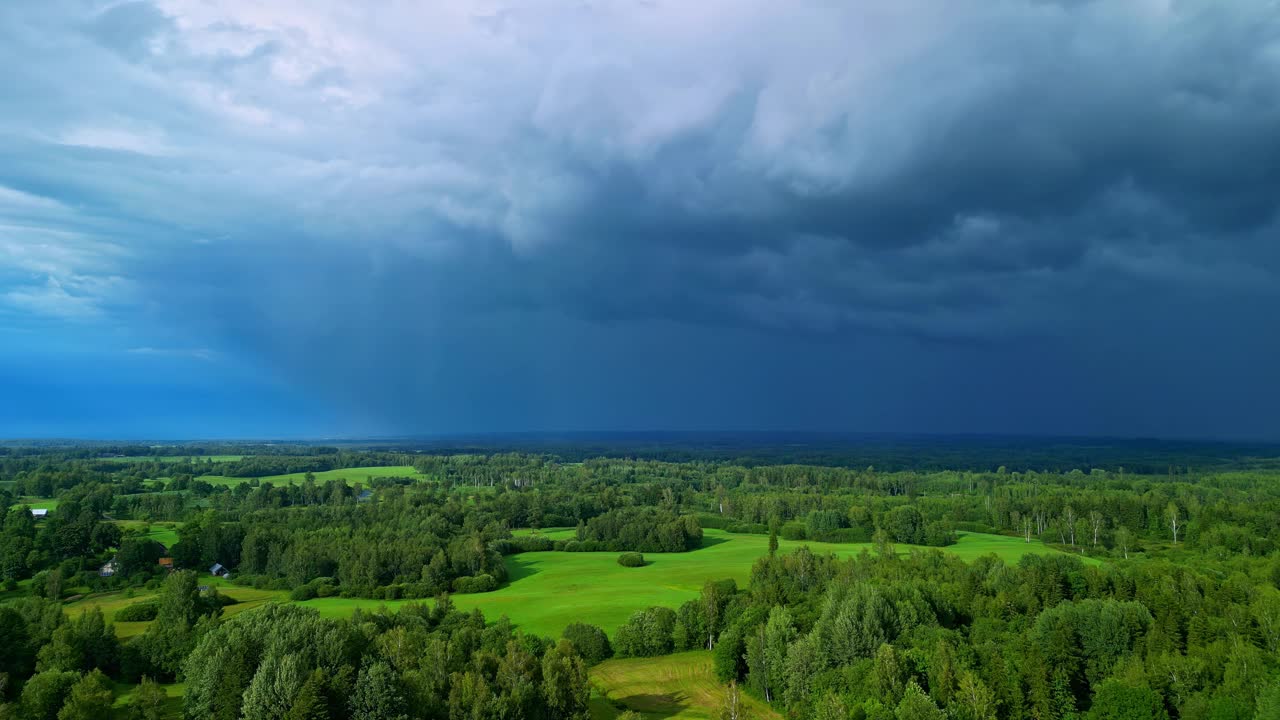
[2,0,1280,440]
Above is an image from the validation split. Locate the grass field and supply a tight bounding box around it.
[192,465,425,486]
[112,680,185,716]
[64,576,286,639]
[103,455,244,463]
[447,529,1088,635]
[62,528,1088,642]
[9,497,60,510]
[113,520,182,548]
[294,528,1088,637]
[589,651,777,720]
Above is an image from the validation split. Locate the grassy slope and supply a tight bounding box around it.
[64,576,286,639]
[113,520,181,548]
[103,455,245,463]
[297,528,1087,636]
[193,465,424,486]
[60,528,1087,641]
[589,651,778,720]
[9,497,60,510]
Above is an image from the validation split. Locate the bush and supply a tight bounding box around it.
[780,521,807,541]
[115,602,160,621]
[451,574,498,594]
[614,607,677,657]
[617,552,646,567]
[289,584,318,601]
[562,622,613,665]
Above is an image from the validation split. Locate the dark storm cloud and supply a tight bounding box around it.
[2,0,1279,437]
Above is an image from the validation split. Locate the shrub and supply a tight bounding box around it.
[614,607,677,657]
[562,622,613,665]
[617,552,646,567]
[451,574,498,594]
[289,584,318,601]
[780,521,807,541]
[115,602,159,622]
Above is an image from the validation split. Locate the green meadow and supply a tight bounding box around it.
[192,465,425,486]
[9,497,59,510]
[113,520,181,548]
[103,455,245,463]
[64,576,285,640]
[589,651,778,720]
[66,528,1085,641]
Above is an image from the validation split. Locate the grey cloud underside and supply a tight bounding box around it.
[2,0,1280,435]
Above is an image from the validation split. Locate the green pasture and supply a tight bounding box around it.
[298,528,1087,637]
[9,497,60,510]
[103,455,244,463]
[590,651,778,720]
[193,465,425,486]
[62,528,1088,642]
[112,680,185,717]
[63,576,285,639]
[512,527,579,541]
[113,520,181,548]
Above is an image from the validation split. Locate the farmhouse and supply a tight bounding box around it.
[99,560,116,577]
[210,562,228,577]
[158,557,174,570]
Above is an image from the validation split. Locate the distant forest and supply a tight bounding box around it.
[2,438,1279,719]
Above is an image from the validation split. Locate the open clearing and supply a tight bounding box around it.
[9,497,60,510]
[113,520,181,548]
[589,651,778,720]
[69,528,1088,640]
[102,455,244,463]
[64,577,285,639]
[192,465,425,486]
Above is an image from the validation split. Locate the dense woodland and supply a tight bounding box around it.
[2,441,1280,718]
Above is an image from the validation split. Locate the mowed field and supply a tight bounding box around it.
[103,455,244,463]
[64,528,1088,641]
[64,576,285,639]
[9,497,59,510]
[589,651,778,720]
[113,520,181,548]
[191,465,425,486]
[290,528,1089,636]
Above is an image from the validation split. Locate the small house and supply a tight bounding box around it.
[99,560,116,578]
[158,557,174,570]
[357,489,374,503]
[210,562,228,577]
[31,509,48,519]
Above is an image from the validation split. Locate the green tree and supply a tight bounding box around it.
[895,681,946,720]
[561,623,612,665]
[1257,679,1280,720]
[953,670,997,720]
[126,677,168,720]
[872,644,908,706]
[719,680,747,720]
[37,609,118,674]
[348,662,406,720]
[57,669,113,720]
[541,640,589,719]
[1087,682,1168,720]
[19,670,78,720]
[241,652,307,720]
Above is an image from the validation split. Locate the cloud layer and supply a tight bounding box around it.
[2,0,1279,438]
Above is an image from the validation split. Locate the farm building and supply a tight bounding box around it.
[99,560,117,577]
[31,509,48,518]
[158,557,174,570]
[357,489,374,502]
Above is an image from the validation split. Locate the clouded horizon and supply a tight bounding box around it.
[2,0,1280,440]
